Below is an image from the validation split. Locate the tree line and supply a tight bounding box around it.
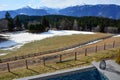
[5,12,22,32]
[1,12,120,33]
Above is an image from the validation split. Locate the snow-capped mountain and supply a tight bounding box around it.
[39,6,59,14]
[0,6,48,18]
[59,4,120,19]
[16,6,48,16]
[0,4,120,19]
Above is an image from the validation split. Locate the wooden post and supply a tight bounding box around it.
[113,41,115,48]
[95,45,97,53]
[25,60,28,69]
[0,59,2,63]
[43,57,46,66]
[7,63,10,72]
[104,43,106,50]
[59,55,62,62]
[15,56,17,60]
[74,52,77,60]
[85,48,87,56]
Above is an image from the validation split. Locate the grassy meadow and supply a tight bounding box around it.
[0,33,112,59]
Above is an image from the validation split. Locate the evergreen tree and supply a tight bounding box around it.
[14,16,22,30]
[41,17,49,31]
[5,11,14,31]
[5,11,11,19]
[28,24,44,33]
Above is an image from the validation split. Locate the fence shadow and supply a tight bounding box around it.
[105,65,120,75]
[64,63,74,67]
[10,71,19,76]
[27,68,39,74]
[56,59,75,63]
[64,61,87,67]
[45,65,58,70]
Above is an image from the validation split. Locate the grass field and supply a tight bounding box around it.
[82,37,120,48]
[0,33,111,59]
[0,47,118,80]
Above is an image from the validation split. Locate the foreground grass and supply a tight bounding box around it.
[0,48,118,80]
[0,33,111,59]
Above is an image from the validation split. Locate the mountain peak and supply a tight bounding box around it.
[21,6,32,9]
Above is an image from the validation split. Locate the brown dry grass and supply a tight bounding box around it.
[0,33,111,59]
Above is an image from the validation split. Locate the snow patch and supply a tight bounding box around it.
[0,30,95,50]
[113,35,120,37]
[85,40,102,45]
[0,53,8,56]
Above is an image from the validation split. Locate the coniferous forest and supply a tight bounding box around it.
[18,15,120,33]
[0,12,120,33]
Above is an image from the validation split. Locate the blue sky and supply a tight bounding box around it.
[0,0,120,11]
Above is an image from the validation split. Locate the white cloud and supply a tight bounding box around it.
[37,0,120,8]
[27,0,34,6]
[39,0,80,8]
[0,4,8,10]
[0,0,120,10]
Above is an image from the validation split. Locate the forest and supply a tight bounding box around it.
[18,14,120,33]
[0,12,120,33]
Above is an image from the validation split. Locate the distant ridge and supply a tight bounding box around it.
[0,4,120,19]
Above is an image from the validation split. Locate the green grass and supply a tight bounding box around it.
[0,48,118,80]
[0,33,111,59]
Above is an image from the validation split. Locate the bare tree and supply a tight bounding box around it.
[73,19,78,30]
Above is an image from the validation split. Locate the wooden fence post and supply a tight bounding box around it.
[59,55,62,62]
[74,52,77,60]
[104,43,106,50]
[0,59,2,63]
[15,56,17,60]
[85,48,87,56]
[7,63,10,72]
[113,41,115,48]
[25,60,28,69]
[95,45,97,53]
[43,57,46,66]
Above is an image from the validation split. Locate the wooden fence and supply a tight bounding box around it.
[0,40,120,72]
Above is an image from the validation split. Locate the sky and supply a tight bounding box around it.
[0,0,120,11]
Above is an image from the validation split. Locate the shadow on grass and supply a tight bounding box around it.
[9,71,19,76]
[64,63,74,67]
[27,68,39,74]
[45,65,58,70]
[56,59,75,63]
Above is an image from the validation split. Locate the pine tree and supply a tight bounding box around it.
[5,11,14,31]
[5,12,11,20]
[14,16,22,30]
[41,17,49,31]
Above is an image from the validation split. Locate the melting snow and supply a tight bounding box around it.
[0,53,8,56]
[113,35,120,37]
[0,30,95,50]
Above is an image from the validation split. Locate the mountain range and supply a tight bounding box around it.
[0,4,120,19]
